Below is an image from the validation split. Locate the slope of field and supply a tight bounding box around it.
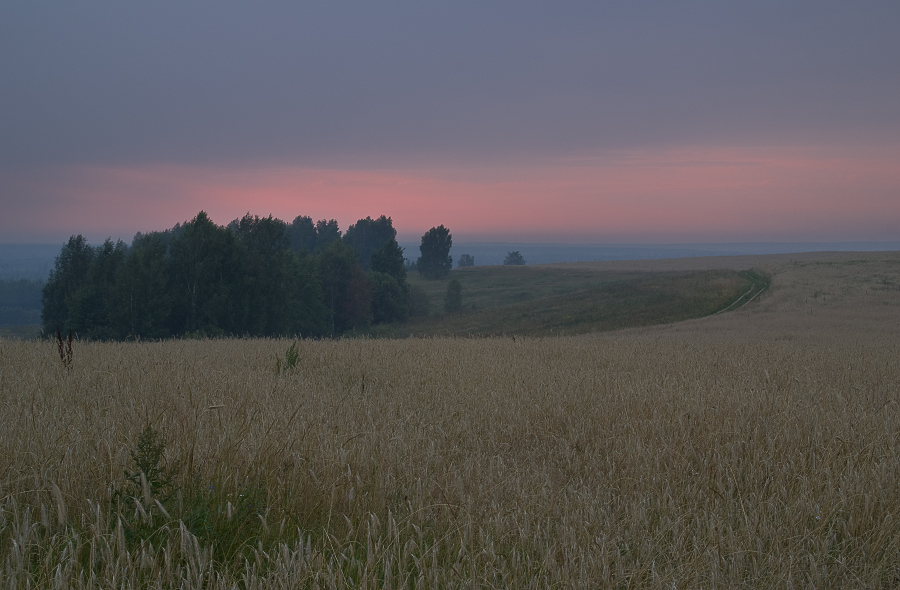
[1,251,899,587]
[385,266,762,337]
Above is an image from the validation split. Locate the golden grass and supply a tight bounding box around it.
[2,251,900,587]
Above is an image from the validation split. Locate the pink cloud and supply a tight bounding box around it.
[3,145,900,243]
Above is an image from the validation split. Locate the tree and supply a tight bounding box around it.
[318,240,372,335]
[343,215,396,271]
[231,214,292,336]
[286,215,317,253]
[371,239,407,288]
[444,279,462,313]
[369,237,410,325]
[42,235,94,335]
[114,233,171,340]
[68,239,128,340]
[315,219,342,250]
[417,225,453,279]
[503,251,526,265]
[457,254,475,268]
[370,272,408,324]
[169,211,239,336]
[281,250,329,337]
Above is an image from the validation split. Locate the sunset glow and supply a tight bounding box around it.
[2,4,899,246]
[4,146,899,244]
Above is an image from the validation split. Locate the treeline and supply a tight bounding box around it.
[42,211,442,340]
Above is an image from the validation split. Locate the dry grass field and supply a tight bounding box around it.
[2,251,900,588]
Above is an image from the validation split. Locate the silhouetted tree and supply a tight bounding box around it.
[39,211,432,340]
[370,272,408,324]
[42,235,95,335]
[343,215,397,271]
[281,250,329,337]
[457,254,475,268]
[231,214,293,336]
[287,215,317,253]
[114,233,171,339]
[417,225,453,279]
[315,219,342,250]
[503,251,526,265]
[169,211,239,336]
[69,239,128,340]
[371,239,407,288]
[318,240,372,335]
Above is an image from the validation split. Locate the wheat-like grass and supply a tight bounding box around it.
[1,330,899,587]
[2,252,900,587]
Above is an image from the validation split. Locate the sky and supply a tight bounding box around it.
[2,2,899,244]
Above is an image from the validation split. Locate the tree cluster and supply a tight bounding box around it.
[504,251,526,265]
[42,212,417,340]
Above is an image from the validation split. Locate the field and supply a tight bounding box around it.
[385,266,767,337]
[2,251,900,587]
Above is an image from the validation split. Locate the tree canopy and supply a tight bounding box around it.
[457,254,475,268]
[343,215,396,271]
[417,225,453,279]
[41,212,414,340]
[503,251,526,265]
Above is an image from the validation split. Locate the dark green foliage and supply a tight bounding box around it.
[39,211,421,340]
[169,212,240,336]
[370,237,410,324]
[232,214,293,336]
[68,239,129,340]
[116,423,274,568]
[503,251,526,265]
[444,278,462,313]
[115,233,172,339]
[417,225,453,279]
[286,215,317,252]
[123,423,176,503]
[370,271,409,323]
[371,238,407,285]
[315,219,342,249]
[457,253,475,268]
[318,240,373,335]
[276,341,301,374]
[281,251,329,337]
[132,221,186,251]
[285,341,299,369]
[41,235,94,334]
[343,215,397,271]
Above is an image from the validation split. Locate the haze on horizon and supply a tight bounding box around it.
[2,2,899,245]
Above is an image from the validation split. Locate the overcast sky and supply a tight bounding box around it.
[2,2,899,243]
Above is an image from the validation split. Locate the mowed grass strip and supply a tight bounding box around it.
[387,267,753,336]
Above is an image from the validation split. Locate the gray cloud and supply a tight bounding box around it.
[2,2,898,169]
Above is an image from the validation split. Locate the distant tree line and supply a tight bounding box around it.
[42,211,453,340]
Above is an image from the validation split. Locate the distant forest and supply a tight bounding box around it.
[41,212,447,340]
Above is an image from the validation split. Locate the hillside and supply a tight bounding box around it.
[2,252,900,586]
[379,265,764,337]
